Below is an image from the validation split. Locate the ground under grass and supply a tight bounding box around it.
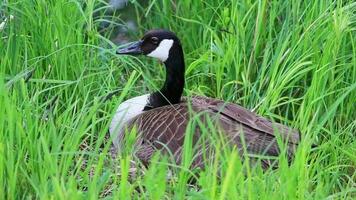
[0,0,355,199]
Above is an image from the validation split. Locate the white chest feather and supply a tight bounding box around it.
[147,39,174,62]
[109,94,149,148]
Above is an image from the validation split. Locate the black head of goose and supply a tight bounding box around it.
[110,29,300,169]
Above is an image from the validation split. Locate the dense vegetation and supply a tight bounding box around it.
[0,0,355,199]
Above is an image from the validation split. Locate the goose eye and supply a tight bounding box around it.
[151,37,159,44]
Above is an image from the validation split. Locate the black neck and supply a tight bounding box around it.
[145,44,185,110]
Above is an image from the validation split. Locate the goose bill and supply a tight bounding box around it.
[116,40,143,55]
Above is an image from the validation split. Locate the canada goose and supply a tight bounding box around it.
[110,29,300,169]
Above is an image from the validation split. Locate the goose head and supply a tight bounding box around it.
[117,29,185,109]
[117,29,182,63]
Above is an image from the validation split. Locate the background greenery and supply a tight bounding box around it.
[0,0,355,199]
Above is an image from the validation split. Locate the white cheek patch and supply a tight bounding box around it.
[147,39,174,62]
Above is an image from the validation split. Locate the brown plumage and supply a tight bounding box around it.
[112,29,300,169]
[121,96,299,169]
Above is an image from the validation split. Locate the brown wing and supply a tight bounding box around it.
[124,96,300,168]
[187,96,300,167]
[126,103,193,166]
[190,96,300,144]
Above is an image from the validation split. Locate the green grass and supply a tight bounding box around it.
[1,0,355,199]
